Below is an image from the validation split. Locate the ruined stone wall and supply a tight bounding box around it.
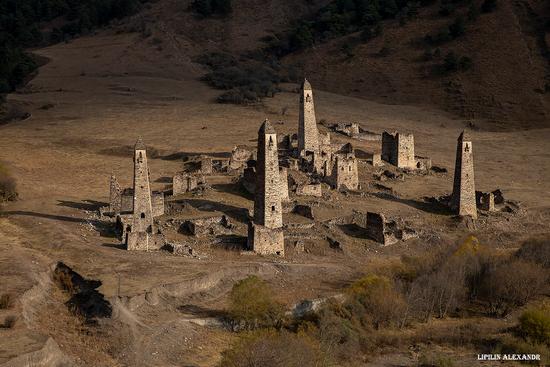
[279,167,289,202]
[120,190,133,213]
[451,132,477,218]
[152,192,164,218]
[109,174,122,214]
[296,183,323,197]
[382,132,397,165]
[127,232,165,251]
[330,154,359,190]
[396,133,415,169]
[200,156,213,175]
[254,120,283,229]
[298,79,319,153]
[173,173,198,195]
[230,145,254,171]
[366,212,386,244]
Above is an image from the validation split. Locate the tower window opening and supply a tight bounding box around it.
[141,213,145,218]
[271,205,276,211]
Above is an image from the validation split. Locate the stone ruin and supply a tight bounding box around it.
[96,80,514,259]
[364,212,418,246]
[172,172,206,195]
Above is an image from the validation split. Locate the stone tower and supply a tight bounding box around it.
[451,131,477,219]
[128,138,155,250]
[298,78,319,153]
[248,119,284,255]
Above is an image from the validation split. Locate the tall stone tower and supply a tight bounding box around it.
[128,138,155,250]
[298,78,319,153]
[451,131,477,219]
[248,119,284,255]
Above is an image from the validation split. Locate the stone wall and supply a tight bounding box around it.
[152,192,164,218]
[396,133,415,169]
[296,183,323,197]
[329,153,359,190]
[279,167,289,202]
[382,132,415,169]
[109,174,122,214]
[131,139,154,236]
[173,173,201,195]
[247,223,284,256]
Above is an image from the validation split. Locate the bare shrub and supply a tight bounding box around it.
[0,162,18,202]
[516,237,550,268]
[0,293,13,309]
[1,315,17,329]
[227,276,285,330]
[220,329,325,367]
[478,259,548,316]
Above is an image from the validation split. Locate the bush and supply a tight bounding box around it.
[0,163,18,202]
[1,316,17,329]
[227,276,285,330]
[481,0,497,13]
[477,259,548,316]
[0,294,14,309]
[518,304,550,345]
[191,0,232,17]
[516,238,550,268]
[347,275,407,329]
[220,329,324,367]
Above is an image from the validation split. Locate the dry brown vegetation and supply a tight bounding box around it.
[220,236,550,366]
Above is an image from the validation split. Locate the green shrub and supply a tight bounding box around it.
[347,274,407,329]
[227,276,285,330]
[518,304,550,345]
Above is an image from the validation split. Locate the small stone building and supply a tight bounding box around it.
[381,131,415,169]
[328,143,359,190]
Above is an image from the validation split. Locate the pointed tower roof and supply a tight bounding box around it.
[302,78,312,91]
[259,118,276,135]
[135,137,146,150]
[458,130,472,142]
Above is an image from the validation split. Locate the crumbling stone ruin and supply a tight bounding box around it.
[126,138,165,251]
[247,120,285,256]
[451,131,477,219]
[172,172,205,195]
[229,145,255,171]
[109,174,122,213]
[365,212,417,246]
[298,79,319,153]
[382,131,415,169]
[328,143,359,190]
[182,215,233,237]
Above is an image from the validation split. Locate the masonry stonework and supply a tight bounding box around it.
[248,119,285,255]
[298,79,319,153]
[109,174,122,214]
[451,131,477,219]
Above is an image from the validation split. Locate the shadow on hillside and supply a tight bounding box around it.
[212,183,253,201]
[177,304,227,319]
[185,199,249,223]
[2,210,117,238]
[373,192,452,215]
[57,199,107,211]
[338,223,370,239]
[159,151,231,161]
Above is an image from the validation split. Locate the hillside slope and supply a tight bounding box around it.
[282,0,550,130]
[128,0,549,130]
